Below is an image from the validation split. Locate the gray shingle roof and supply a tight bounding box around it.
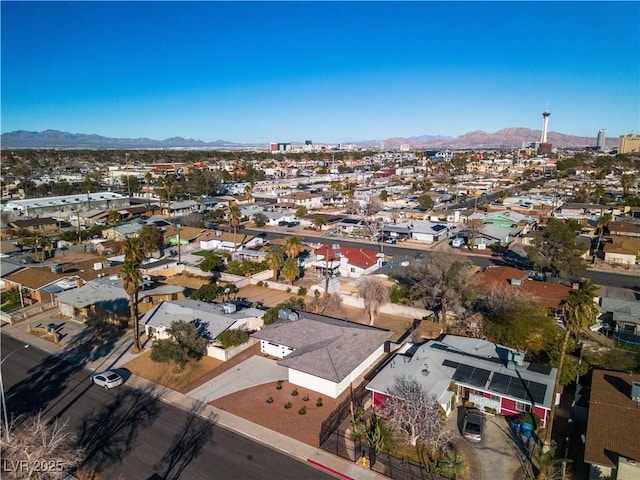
[253,313,391,383]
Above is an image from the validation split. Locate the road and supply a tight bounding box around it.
[1,335,333,480]
[245,228,638,290]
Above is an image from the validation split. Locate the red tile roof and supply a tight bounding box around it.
[474,266,570,309]
[315,244,379,269]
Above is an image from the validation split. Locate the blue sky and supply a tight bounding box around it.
[2,1,638,144]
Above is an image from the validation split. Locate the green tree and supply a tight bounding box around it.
[379,190,388,201]
[295,205,308,219]
[138,224,162,253]
[281,257,300,285]
[190,284,222,302]
[525,218,588,278]
[417,194,434,209]
[265,245,285,280]
[284,236,304,259]
[438,452,468,479]
[481,284,556,355]
[313,216,327,231]
[150,320,210,370]
[544,280,599,448]
[621,173,636,196]
[199,253,223,273]
[253,212,269,227]
[107,210,120,225]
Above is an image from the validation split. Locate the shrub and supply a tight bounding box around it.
[263,282,269,288]
[284,402,292,409]
[297,287,307,296]
[256,281,264,287]
[266,397,273,404]
[316,398,323,407]
[216,329,249,349]
[303,395,309,402]
[484,406,497,415]
[464,400,475,408]
[276,380,283,390]
[291,389,299,396]
[298,406,307,415]
[286,287,292,293]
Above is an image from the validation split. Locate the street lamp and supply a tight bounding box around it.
[1,344,30,441]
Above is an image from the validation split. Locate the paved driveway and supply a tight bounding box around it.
[186,355,288,403]
[452,406,526,480]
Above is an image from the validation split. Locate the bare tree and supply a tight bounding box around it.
[1,412,84,479]
[358,277,390,326]
[380,375,453,450]
[464,219,484,250]
[345,200,361,215]
[406,254,474,325]
[308,291,342,315]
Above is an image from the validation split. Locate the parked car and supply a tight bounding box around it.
[451,237,465,248]
[462,408,485,442]
[91,371,123,390]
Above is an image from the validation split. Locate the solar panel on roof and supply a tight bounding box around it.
[507,382,527,400]
[432,224,447,232]
[468,368,491,387]
[431,343,448,351]
[452,364,474,383]
[527,381,548,404]
[527,363,552,375]
[442,359,459,369]
[489,372,512,394]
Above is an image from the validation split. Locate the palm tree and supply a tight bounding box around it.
[227,204,242,251]
[358,277,390,326]
[265,245,285,281]
[121,259,143,352]
[281,257,299,285]
[284,236,304,259]
[439,452,468,479]
[120,237,149,353]
[157,176,175,217]
[313,216,326,231]
[621,173,636,196]
[595,212,612,256]
[544,280,599,448]
[144,171,153,210]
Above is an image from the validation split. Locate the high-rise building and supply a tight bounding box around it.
[597,129,606,150]
[537,109,552,155]
[618,134,640,154]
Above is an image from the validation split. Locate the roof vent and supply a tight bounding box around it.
[632,381,640,402]
[510,278,522,286]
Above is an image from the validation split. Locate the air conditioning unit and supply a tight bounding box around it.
[222,303,237,314]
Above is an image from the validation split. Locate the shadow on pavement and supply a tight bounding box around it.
[152,401,218,480]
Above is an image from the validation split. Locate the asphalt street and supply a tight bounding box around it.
[1,335,333,480]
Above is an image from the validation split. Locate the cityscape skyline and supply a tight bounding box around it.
[2,1,639,144]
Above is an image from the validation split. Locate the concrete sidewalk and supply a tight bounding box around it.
[2,321,386,480]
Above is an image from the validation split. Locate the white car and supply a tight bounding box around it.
[91,371,123,389]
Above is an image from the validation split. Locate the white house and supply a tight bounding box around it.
[140,299,265,360]
[276,192,323,209]
[382,220,449,243]
[252,311,392,398]
[199,230,263,252]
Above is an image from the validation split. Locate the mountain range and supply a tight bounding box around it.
[0,128,615,149]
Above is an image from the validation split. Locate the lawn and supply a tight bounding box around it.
[123,350,223,391]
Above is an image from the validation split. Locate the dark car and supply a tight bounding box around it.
[462,408,485,442]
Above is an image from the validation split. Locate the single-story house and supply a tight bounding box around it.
[199,230,263,252]
[470,210,537,230]
[607,221,640,238]
[252,311,392,398]
[599,297,640,344]
[101,222,144,240]
[603,237,640,267]
[163,226,206,246]
[583,369,640,480]
[56,276,130,323]
[366,335,558,426]
[9,217,59,234]
[139,258,181,277]
[141,299,265,359]
[382,220,449,243]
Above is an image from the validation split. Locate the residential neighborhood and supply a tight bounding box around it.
[1,141,638,480]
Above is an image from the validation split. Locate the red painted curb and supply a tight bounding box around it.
[306,458,354,480]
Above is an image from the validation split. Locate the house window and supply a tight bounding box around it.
[490,394,500,401]
[350,267,355,273]
[515,401,531,412]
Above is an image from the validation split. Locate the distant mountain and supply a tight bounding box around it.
[0,130,238,149]
[0,128,615,149]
